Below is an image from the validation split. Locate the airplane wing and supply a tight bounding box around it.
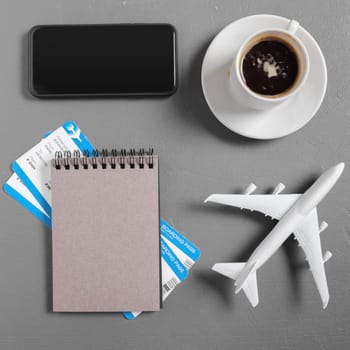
[205,194,300,220]
[293,208,330,308]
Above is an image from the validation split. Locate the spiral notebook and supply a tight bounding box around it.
[51,149,161,312]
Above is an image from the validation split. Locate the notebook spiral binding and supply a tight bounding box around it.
[54,148,154,170]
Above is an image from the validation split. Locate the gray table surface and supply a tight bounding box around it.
[0,1,349,349]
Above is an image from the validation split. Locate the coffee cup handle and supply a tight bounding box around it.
[287,19,299,34]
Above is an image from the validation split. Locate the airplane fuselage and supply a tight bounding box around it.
[240,207,304,280]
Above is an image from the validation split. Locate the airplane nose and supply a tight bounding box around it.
[335,162,345,175]
[329,162,345,182]
[298,162,345,216]
[324,162,345,183]
[326,162,345,178]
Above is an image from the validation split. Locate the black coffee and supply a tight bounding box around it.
[242,39,299,96]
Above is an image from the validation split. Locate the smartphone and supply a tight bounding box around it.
[29,24,177,97]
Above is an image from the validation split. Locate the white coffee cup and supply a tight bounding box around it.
[229,19,309,110]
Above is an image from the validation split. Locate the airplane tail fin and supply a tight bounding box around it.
[212,262,259,307]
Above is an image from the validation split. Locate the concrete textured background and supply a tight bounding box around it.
[0,1,349,349]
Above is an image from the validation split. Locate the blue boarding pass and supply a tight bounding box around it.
[11,121,94,217]
[160,218,201,269]
[123,221,201,320]
[4,130,53,227]
[4,173,51,227]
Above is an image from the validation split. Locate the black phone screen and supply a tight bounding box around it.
[29,24,177,97]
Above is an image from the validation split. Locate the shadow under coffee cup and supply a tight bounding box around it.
[229,19,310,110]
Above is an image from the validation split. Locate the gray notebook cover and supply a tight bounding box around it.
[51,155,161,312]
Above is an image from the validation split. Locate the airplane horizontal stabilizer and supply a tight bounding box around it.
[212,262,259,307]
[212,262,245,280]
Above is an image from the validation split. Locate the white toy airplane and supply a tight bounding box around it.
[205,163,344,309]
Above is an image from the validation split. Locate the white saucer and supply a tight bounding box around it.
[201,14,327,139]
